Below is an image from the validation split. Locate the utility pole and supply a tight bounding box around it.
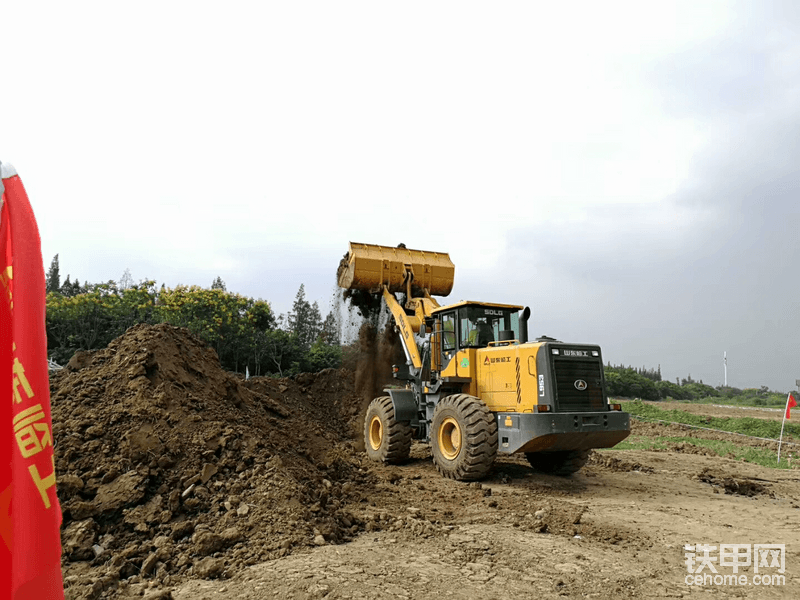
[724,352,727,387]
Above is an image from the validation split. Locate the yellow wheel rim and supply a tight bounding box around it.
[368,415,383,451]
[438,417,461,460]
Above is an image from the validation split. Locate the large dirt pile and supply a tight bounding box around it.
[51,323,372,599]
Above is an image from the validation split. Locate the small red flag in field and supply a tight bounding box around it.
[787,394,798,420]
[0,162,65,599]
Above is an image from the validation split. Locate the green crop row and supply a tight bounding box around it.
[621,400,800,442]
[609,435,798,470]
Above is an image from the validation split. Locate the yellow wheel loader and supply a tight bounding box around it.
[339,242,630,480]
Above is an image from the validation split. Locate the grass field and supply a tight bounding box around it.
[672,395,788,408]
[616,401,800,470]
[610,434,799,470]
[621,400,800,441]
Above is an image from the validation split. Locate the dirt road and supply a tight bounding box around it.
[171,438,800,599]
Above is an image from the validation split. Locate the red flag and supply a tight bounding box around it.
[0,163,65,599]
[787,394,798,420]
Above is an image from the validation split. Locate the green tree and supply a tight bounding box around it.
[248,298,276,331]
[249,330,271,377]
[288,284,322,351]
[116,280,159,331]
[321,311,339,344]
[242,298,276,375]
[604,371,623,397]
[683,382,719,399]
[261,329,302,377]
[607,362,662,383]
[211,276,226,291]
[655,380,690,400]
[155,285,275,372]
[46,255,60,294]
[46,279,159,362]
[717,386,743,399]
[303,338,341,372]
[157,286,244,367]
[603,367,659,400]
[308,301,322,338]
[60,275,84,297]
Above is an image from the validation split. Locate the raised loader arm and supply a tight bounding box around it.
[382,286,423,371]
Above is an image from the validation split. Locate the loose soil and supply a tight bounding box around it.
[52,325,800,599]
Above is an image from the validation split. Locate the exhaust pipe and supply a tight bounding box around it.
[519,306,531,343]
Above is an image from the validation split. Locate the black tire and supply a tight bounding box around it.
[431,394,498,481]
[525,449,591,476]
[363,396,412,464]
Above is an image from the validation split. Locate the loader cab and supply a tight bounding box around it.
[431,302,526,372]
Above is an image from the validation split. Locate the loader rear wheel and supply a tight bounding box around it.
[525,449,591,476]
[363,396,412,464]
[431,394,497,481]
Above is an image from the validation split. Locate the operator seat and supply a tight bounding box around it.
[477,322,494,346]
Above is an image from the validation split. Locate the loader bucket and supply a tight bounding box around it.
[337,242,455,297]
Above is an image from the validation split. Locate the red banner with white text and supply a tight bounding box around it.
[0,164,64,599]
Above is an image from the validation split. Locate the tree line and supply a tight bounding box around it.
[605,363,662,382]
[604,364,789,405]
[45,255,341,377]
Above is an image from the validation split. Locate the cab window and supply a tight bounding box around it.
[460,307,520,347]
[460,308,496,348]
[441,312,456,351]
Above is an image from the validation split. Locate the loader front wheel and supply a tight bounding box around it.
[364,396,412,464]
[431,394,497,481]
[525,449,591,476]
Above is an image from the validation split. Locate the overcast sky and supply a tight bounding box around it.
[3,1,798,391]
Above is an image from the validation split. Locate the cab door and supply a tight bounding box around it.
[438,311,459,378]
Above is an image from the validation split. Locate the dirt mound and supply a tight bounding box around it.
[52,323,373,598]
[695,467,774,497]
[514,501,648,547]
[243,368,365,441]
[587,454,655,474]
